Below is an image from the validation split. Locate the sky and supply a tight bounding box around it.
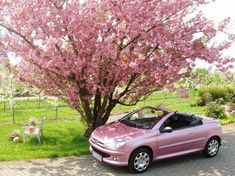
[194,0,235,69]
[202,0,235,56]
[4,0,235,65]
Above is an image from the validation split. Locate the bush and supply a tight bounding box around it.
[195,96,204,106]
[201,92,213,104]
[215,98,225,105]
[205,102,227,119]
[195,93,213,106]
[231,96,235,103]
[190,103,197,107]
[198,86,235,102]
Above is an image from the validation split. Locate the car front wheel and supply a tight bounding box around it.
[128,148,152,173]
[203,137,220,158]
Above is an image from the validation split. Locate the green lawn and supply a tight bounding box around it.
[0,98,69,111]
[113,96,201,114]
[0,94,234,161]
[0,119,89,161]
[0,99,89,161]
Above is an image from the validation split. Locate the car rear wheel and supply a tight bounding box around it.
[128,148,152,173]
[203,137,220,158]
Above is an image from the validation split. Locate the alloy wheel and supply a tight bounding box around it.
[133,152,150,172]
[208,139,219,156]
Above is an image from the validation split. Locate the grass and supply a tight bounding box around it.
[0,119,89,161]
[0,92,234,161]
[0,98,69,110]
[113,96,201,114]
[0,99,89,161]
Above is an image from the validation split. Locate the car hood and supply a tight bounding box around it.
[92,121,148,142]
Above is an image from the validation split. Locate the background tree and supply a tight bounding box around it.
[0,73,17,123]
[188,68,233,87]
[0,0,234,136]
[0,52,9,111]
[46,96,59,119]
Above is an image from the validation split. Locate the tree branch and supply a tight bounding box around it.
[162,2,194,23]
[118,73,138,99]
[121,2,196,50]
[0,23,37,51]
[55,43,64,56]
[110,1,129,23]
[49,0,68,9]
[93,90,101,119]
[0,23,66,78]
[117,89,158,106]
[68,35,79,56]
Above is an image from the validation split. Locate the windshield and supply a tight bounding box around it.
[119,108,168,129]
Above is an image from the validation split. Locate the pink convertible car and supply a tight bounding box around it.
[89,106,222,173]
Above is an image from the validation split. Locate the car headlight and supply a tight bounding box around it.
[103,139,125,150]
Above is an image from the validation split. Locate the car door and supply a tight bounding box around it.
[156,115,199,159]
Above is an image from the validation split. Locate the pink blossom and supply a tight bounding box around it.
[129,62,138,68]
[0,0,234,130]
[178,89,189,99]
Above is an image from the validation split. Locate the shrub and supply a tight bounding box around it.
[190,103,197,107]
[198,86,235,102]
[195,96,204,106]
[195,93,213,106]
[231,96,235,103]
[215,98,225,105]
[205,102,227,119]
[201,92,213,104]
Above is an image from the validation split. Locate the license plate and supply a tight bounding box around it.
[92,151,102,161]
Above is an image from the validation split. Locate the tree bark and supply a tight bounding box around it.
[12,104,15,124]
[3,100,6,112]
[55,106,58,119]
[38,94,41,109]
[83,99,116,138]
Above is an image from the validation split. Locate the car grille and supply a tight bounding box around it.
[91,137,105,147]
[92,146,110,158]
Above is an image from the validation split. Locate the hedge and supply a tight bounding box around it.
[198,86,235,102]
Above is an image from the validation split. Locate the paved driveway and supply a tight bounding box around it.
[0,123,235,176]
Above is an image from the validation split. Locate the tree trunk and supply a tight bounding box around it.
[83,113,112,137]
[55,106,58,119]
[3,100,6,112]
[12,104,15,124]
[84,126,95,138]
[3,94,6,112]
[38,94,41,109]
[27,91,30,101]
[83,102,116,138]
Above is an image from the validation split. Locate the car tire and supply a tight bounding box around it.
[203,137,220,158]
[128,148,152,173]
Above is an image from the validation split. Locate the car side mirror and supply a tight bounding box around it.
[162,126,173,133]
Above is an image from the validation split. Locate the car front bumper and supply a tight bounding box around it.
[89,139,129,166]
